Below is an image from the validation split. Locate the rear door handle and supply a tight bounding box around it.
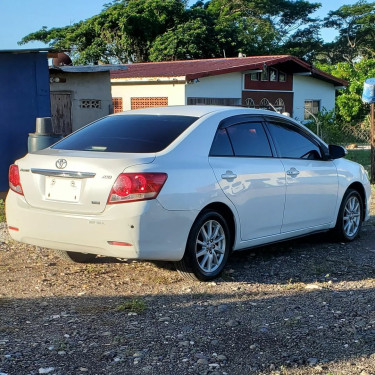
[221,171,237,180]
[286,167,300,177]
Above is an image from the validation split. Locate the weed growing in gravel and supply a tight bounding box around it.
[0,200,5,222]
[281,278,305,291]
[115,298,146,314]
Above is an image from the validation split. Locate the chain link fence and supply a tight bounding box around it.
[341,122,371,145]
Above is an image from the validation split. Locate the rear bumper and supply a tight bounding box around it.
[5,191,196,261]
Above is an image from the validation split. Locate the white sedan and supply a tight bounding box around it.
[6,106,371,280]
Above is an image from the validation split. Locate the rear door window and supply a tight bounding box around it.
[227,122,272,157]
[52,115,198,153]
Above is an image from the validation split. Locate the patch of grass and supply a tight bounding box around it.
[83,264,108,275]
[346,149,370,171]
[0,199,5,222]
[281,278,305,291]
[115,298,147,314]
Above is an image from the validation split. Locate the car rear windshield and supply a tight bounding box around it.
[52,114,199,153]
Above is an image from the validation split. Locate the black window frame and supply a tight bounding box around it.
[264,116,329,161]
[209,115,275,158]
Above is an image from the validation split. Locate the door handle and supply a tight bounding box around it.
[221,171,237,180]
[286,167,300,177]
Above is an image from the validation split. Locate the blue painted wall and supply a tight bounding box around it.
[0,52,51,192]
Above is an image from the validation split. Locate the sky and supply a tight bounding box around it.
[0,0,360,51]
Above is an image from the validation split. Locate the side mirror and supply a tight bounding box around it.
[329,144,347,159]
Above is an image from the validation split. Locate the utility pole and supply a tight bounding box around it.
[371,103,375,183]
[362,78,375,183]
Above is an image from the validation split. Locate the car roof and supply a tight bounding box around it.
[113,105,286,118]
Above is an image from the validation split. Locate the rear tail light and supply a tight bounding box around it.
[108,173,167,204]
[9,164,23,195]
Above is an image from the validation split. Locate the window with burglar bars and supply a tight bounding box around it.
[80,99,101,109]
[131,97,168,109]
[187,97,241,106]
[304,100,320,120]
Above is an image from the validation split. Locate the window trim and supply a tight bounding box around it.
[211,114,330,160]
[250,72,259,81]
[264,118,328,160]
[269,68,278,82]
[210,116,275,158]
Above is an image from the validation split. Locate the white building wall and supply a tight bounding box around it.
[293,75,336,122]
[50,72,112,131]
[111,82,186,110]
[185,72,243,101]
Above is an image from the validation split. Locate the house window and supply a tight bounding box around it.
[279,72,286,82]
[245,98,255,108]
[259,98,270,109]
[112,97,123,113]
[274,98,285,113]
[80,99,101,109]
[187,97,241,106]
[270,68,278,82]
[304,100,320,120]
[131,97,168,110]
[250,73,259,81]
[261,68,268,81]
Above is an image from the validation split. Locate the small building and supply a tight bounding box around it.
[110,55,347,121]
[50,64,127,135]
[0,49,52,194]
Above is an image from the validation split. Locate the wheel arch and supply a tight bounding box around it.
[347,181,366,220]
[200,202,236,248]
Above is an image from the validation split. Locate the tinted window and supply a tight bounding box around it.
[52,115,198,153]
[227,122,272,157]
[210,128,234,156]
[267,121,322,159]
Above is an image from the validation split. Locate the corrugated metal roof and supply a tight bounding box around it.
[110,55,347,86]
[0,48,56,53]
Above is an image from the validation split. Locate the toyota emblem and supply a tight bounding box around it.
[56,159,67,169]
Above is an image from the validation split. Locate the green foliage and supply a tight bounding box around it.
[346,149,371,169]
[0,200,4,223]
[322,1,375,64]
[19,0,321,64]
[316,59,375,126]
[304,109,349,144]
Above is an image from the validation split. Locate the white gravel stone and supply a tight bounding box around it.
[39,368,55,374]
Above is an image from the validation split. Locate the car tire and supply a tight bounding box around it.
[175,210,231,281]
[54,250,97,263]
[333,189,363,242]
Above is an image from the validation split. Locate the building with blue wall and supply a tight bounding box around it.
[0,49,51,193]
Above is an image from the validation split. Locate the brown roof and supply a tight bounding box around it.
[110,55,347,86]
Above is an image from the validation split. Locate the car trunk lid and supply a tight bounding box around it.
[16,149,155,214]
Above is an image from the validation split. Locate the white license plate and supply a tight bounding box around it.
[46,177,82,202]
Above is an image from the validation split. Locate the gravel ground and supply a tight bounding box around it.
[1,199,375,375]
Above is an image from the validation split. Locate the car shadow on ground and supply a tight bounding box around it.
[88,220,375,286]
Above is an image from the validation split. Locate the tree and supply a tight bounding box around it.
[321,1,375,64]
[19,0,187,64]
[19,0,321,64]
[206,0,321,59]
[316,59,375,125]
